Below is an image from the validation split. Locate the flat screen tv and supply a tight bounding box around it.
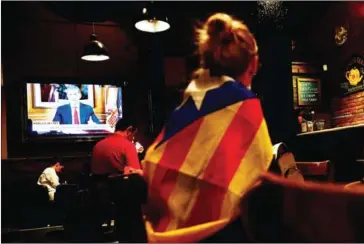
[24,80,124,140]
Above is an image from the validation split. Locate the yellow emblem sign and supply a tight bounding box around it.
[346,67,363,86]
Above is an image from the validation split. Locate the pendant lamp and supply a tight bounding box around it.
[135,2,170,33]
[81,23,110,61]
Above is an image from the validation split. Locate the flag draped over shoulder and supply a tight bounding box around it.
[142,77,273,243]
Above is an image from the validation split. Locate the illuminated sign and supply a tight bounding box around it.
[341,55,364,96]
[297,78,321,106]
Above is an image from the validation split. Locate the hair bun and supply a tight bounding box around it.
[206,13,233,42]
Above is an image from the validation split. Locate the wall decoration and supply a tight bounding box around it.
[334,25,348,46]
[297,78,321,106]
[341,55,364,96]
[293,76,321,108]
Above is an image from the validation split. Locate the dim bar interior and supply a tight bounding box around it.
[1,1,364,242]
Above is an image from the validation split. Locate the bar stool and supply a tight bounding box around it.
[62,174,111,242]
[108,173,147,243]
[75,173,147,243]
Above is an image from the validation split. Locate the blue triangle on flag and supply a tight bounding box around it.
[157,81,256,147]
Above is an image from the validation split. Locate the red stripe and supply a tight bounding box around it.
[108,111,118,125]
[109,115,117,125]
[143,128,168,228]
[146,167,180,231]
[154,127,166,147]
[144,128,166,228]
[184,99,263,227]
[149,118,204,231]
[182,179,228,227]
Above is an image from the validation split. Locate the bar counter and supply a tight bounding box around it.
[297,124,364,136]
[292,124,364,182]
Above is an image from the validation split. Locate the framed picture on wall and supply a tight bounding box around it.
[293,77,321,107]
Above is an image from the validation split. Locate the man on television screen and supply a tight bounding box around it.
[53,85,100,124]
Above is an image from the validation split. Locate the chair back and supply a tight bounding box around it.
[345,181,364,193]
[241,172,364,242]
[296,160,331,181]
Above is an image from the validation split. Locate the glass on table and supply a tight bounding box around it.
[316,120,325,130]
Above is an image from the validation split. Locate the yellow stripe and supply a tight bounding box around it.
[220,120,273,219]
[146,218,230,243]
[142,141,167,187]
[165,102,243,231]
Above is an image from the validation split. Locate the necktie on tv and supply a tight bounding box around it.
[73,107,80,124]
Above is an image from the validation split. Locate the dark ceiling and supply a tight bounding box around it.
[41,1,331,30]
[1,1,334,62]
[39,1,332,56]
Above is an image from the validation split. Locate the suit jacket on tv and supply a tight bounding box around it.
[53,103,101,124]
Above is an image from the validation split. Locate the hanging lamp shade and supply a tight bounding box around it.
[135,2,170,33]
[81,33,110,62]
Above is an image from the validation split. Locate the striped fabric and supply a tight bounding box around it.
[142,79,273,243]
[107,109,119,127]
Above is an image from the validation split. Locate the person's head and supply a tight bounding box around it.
[51,156,64,173]
[115,119,137,141]
[65,85,82,105]
[195,13,259,88]
[52,162,64,173]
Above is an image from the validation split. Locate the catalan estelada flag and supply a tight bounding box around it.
[142,75,273,243]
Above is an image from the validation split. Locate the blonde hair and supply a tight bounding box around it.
[195,13,258,78]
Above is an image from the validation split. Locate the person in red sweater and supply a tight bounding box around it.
[91,119,142,176]
[89,119,145,242]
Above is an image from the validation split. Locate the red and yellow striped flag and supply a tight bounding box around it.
[142,81,273,242]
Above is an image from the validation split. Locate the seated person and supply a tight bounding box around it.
[53,85,100,125]
[90,120,144,242]
[91,118,142,176]
[37,160,64,201]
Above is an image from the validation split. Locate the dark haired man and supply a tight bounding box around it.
[90,119,142,176]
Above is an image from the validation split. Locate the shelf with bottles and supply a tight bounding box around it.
[297,123,364,136]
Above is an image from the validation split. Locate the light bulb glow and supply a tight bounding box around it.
[135,19,170,33]
[81,55,110,61]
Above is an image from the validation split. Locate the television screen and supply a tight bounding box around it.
[26,82,123,137]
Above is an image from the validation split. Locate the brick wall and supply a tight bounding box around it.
[292,63,320,74]
[331,91,364,127]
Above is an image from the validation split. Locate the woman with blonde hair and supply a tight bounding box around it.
[142,13,273,242]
